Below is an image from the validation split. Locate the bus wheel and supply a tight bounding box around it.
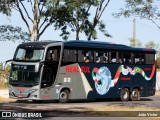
[120,88,129,101]
[130,89,140,101]
[59,90,69,103]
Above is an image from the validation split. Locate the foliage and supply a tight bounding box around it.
[129,39,160,67]
[45,0,112,40]
[0,0,112,41]
[0,64,10,88]
[0,25,30,42]
[157,57,160,68]
[144,40,160,57]
[130,38,142,47]
[145,40,159,49]
[114,0,160,29]
[0,0,58,41]
[0,0,13,16]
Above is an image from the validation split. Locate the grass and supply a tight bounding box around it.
[85,106,160,112]
[83,105,160,117]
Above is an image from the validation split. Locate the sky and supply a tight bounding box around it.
[0,0,160,62]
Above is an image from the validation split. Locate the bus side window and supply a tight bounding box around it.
[94,51,100,63]
[94,50,108,63]
[145,53,154,64]
[94,51,103,63]
[123,52,131,64]
[63,49,77,63]
[134,53,145,64]
[45,47,59,61]
[78,50,85,62]
[118,52,123,64]
[82,50,93,62]
[110,51,118,63]
[63,49,68,62]
[103,52,108,63]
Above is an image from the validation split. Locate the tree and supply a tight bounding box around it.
[114,0,160,30]
[0,0,12,16]
[0,0,111,41]
[0,0,57,41]
[46,0,112,40]
[145,40,160,57]
[130,38,142,47]
[87,0,111,40]
[145,40,159,49]
[157,57,160,68]
[0,25,30,42]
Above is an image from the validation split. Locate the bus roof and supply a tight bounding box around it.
[63,40,156,53]
[18,40,61,49]
[17,40,156,53]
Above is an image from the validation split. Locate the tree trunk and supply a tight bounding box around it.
[76,29,80,40]
[88,18,97,40]
[31,0,38,42]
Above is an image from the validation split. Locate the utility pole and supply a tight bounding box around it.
[133,17,136,47]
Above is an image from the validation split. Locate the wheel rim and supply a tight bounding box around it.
[123,91,128,99]
[132,91,138,99]
[60,92,67,100]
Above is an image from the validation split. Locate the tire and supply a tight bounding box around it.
[120,88,129,101]
[130,88,140,101]
[59,90,70,103]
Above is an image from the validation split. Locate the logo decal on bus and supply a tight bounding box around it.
[66,66,90,73]
[92,67,111,95]
[92,64,155,95]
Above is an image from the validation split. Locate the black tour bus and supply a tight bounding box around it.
[8,40,156,102]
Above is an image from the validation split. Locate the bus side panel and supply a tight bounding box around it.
[78,63,156,99]
[57,63,156,100]
[79,63,119,99]
[57,64,87,99]
[140,65,156,97]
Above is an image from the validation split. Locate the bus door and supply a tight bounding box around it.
[40,46,61,99]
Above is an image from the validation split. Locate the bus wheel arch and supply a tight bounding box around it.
[59,88,70,103]
[130,87,140,101]
[120,87,130,101]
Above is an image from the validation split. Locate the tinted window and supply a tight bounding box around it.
[109,51,118,63]
[94,50,109,63]
[123,52,131,64]
[134,53,145,64]
[145,54,154,64]
[63,49,77,62]
[78,49,93,62]
[45,46,60,61]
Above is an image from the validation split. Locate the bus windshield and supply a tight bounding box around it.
[10,65,39,86]
[14,48,44,61]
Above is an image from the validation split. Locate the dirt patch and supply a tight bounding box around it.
[0,97,16,102]
[0,89,8,98]
[155,91,160,96]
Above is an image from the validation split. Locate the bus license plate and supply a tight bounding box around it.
[18,94,23,98]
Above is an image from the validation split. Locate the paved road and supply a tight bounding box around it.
[0,95,160,119]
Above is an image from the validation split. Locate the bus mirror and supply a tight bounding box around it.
[2,59,13,71]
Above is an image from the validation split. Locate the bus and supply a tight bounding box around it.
[8,40,156,102]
